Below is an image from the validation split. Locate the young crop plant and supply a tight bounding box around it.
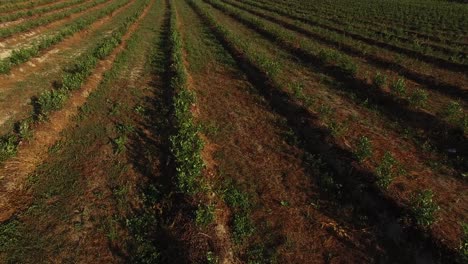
[409,89,429,108]
[375,152,398,189]
[355,136,373,162]
[441,101,463,122]
[0,0,131,74]
[373,72,387,89]
[410,190,440,228]
[460,222,468,262]
[195,204,215,226]
[0,135,18,162]
[15,119,33,140]
[206,251,219,264]
[232,213,255,243]
[168,3,204,194]
[33,88,68,120]
[289,82,306,101]
[390,77,407,97]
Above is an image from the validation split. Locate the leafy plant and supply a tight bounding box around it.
[460,222,468,262]
[375,152,397,189]
[0,135,18,162]
[355,136,372,162]
[442,101,463,121]
[390,77,406,97]
[196,204,215,226]
[373,72,387,89]
[206,251,219,264]
[410,190,439,227]
[15,119,32,140]
[34,89,68,119]
[112,135,127,154]
[409,89,429,108]
[233,213,255,243]
[224,186,250,210]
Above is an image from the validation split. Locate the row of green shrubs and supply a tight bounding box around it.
[0,0,86,23]
[207,0,467,131]
[0,0,54,13]
[189,0,447,239]
[168,2,204,194]
[0,0,149,163]
[0,0,109,39]
[0,0,131,74]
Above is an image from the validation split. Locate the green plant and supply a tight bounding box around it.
[460,222,468,262]
[355,136,372,162]
[195,204,215,226]
[0,135,18,162]
[224,186,250,210]
[410,190,439,227]
[34,89,68,119]
[375,152,397,189]
[233,213,254,242]
[373,72,387,89]
[206,251,219,264]
[289,82,305,100]
[409,89,429,108]
[339,59,358,77]
[442,101,463,121]
[390,77,406,97]
[15,119,32,140]
[112,135,127,154]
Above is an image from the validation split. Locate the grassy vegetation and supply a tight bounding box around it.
[0,0,465,262]
[0,0,111,39]
[0,0,130,74]
[0,0,149,165]
[168,2,204,194]
[0,0,86,23]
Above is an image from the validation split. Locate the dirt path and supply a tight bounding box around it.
[0,0,153,226]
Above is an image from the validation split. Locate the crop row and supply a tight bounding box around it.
[235,0,467,56]
[205,0,467,141]
[252,0,467,46]
[0,0,87,24]
[187,1,466,260]
[226,0,467,67]
[0,0,110,39]
[0,0,56,14]
[168,0,204,194]
[271,0,468,36]
[0,0,150,163]
[222,0,467,99]
[0,0,131,74]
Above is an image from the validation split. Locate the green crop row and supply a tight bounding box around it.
[226,0,467,65]
[259,0,467,37]
[0,0,130,74]
[0,0,87,23]
[168,2,204,194]
[188,0,447,232]
[0,0,149,164]
[0,0,110,39]
[0,0,56,14]
[206,0,468,135]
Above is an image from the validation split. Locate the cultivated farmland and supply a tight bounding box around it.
[0,0,466,263]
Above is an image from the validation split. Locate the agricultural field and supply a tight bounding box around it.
[0,0,466,263]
